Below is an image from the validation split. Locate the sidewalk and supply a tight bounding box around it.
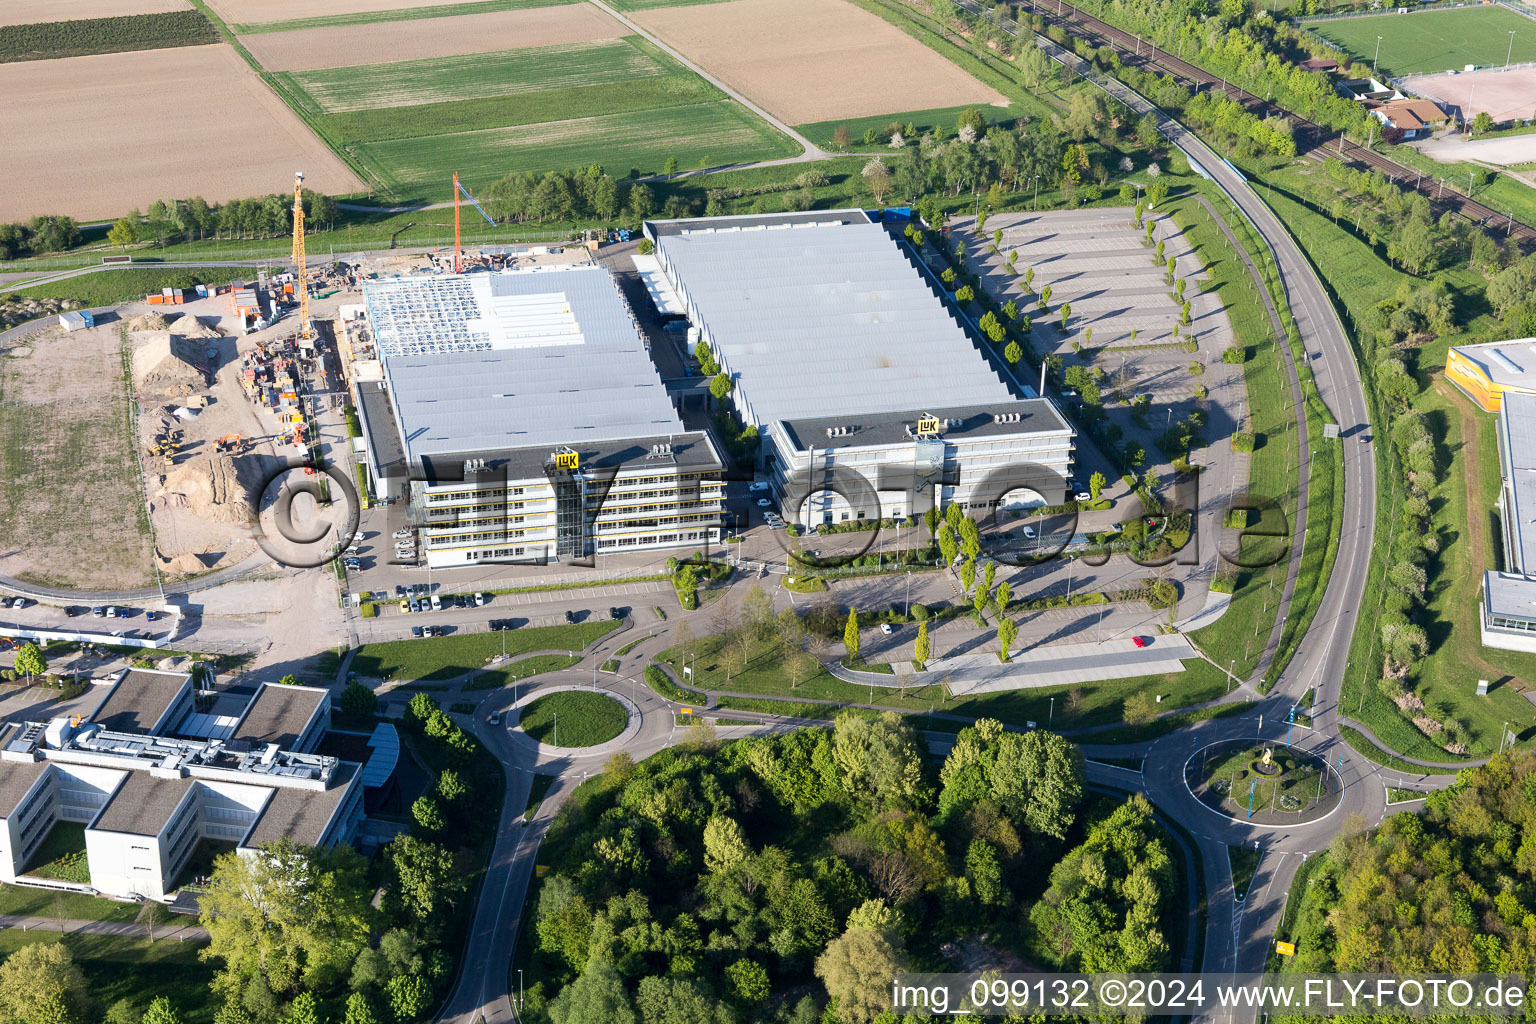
[924,634,1197,696]
[0,913,208,941]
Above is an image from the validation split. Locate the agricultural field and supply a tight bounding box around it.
[353,101,797,196]
[1305,6,1536,77]
[224,0,562,33]
[262,32,798,200]
[0,0,185,25]
[207,0,536,28]
[631,0,1008,123]
[0,10,216,63]
[238,3,625,70]
[0,44,362,222]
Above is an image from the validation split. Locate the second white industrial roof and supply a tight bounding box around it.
[368,266,686,462]
[1502,390,1536,573]
[655,216,1015,423]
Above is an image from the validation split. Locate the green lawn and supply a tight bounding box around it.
[8,267,246,306]
[0,932,218,1023]
[463,653,581,690]
[0,884,140,923]
[351,621,619,683]
[1305,6,1536,77]
[353,101,799,197]
[231,0,563,33]
[795,102,1029,151]
[518,691,628,746]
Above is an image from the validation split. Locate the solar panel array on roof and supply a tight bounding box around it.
[655,217,1015,423]
[368,266,688,463]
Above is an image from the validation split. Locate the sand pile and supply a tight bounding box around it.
[133,331,205,397]
[125,312,173,332]
[155,453,259,524]
[172,313,221,338]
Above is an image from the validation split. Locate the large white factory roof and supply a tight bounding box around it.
[1502,391,1536,573]
[651,212,1016,424]
[365,266,685,463]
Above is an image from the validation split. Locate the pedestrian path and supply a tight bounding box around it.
[0,913,208,941]
[926,634,1196,696]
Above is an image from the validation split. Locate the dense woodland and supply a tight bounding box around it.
[521,715,1177,1023]
[1288,751,1536,975]
[0,11,215,64]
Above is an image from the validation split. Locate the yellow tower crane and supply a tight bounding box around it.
[291,171,311,344]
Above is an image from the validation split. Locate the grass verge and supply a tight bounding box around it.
[518,691,628,747]
[351,621,620,683]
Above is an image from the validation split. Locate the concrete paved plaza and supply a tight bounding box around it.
[924,633,1198,696]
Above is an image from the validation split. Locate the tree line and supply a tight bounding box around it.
[521,713,1177,1023]
[106,192,342,250]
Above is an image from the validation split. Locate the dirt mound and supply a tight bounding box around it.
[125,312,173,332]
[172,313,222,338]
[154,453,259,525]
[133,331,206,397]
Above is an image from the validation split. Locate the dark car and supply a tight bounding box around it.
[64,606,82,617]
[609,607,625,621]
[564,610,578,624]
[411,626,424,638]
[0,597,12,609]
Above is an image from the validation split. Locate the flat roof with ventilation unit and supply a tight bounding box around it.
[1451,338,1536,390]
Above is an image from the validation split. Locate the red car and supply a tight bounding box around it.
[1132,636,1150,648]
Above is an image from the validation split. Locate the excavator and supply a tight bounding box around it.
[215,434,246,456]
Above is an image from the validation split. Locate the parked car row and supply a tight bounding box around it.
[400,592,490,616]
[0,597,31,610]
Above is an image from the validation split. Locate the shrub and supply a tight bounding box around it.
[1222,346,1245,364]
[1231,432,1255,452]
[1223,508,1249,529]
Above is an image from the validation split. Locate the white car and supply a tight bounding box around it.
[392,528,413,539]
[748,482,770,492]
[880,623,895,635]
[1022,526,1037,538]
[430,594,442,611]
[11,597,29,610]
[756,498,772,508]
[1075,491,1092,501]
[473,592,488,606]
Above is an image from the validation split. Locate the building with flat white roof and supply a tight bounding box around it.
[647,211,1075,522]
[0,671,361,901]
[1481,391,1536,652]
[1445,337,1536,412]
[356,265,723,566]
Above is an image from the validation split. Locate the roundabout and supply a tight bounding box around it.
[1185,739,1342,825]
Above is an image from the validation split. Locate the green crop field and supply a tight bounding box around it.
[353,102,798,195]
[266,34,798,201]
[280,38,677,113]
[1306,7,1536,77]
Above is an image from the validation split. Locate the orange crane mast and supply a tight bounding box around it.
[292,171,311,343]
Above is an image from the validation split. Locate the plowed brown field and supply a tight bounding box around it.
[0,44,363,222]
[0,0,187,25]
[631,0,1006,124]
[239,4,627,71]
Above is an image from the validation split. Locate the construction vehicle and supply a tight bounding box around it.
[215,434,244,456]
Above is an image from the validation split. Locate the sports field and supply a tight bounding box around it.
[1306,6,1536,77]
[352,101,796,194]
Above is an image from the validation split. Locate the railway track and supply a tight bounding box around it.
[1007,0,1536,246]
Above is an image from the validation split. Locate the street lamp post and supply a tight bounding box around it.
[1508,29,1517,70]
[1373,35,1382,75]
